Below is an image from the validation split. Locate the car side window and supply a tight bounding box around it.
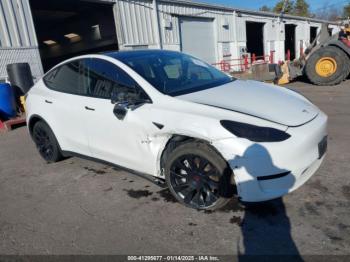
[187,62,213,81]
[43,60,87,95]
[163,58,182,79]
[82,58,140,100]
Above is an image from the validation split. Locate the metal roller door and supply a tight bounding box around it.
[179,17,216,64]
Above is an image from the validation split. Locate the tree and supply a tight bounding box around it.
[327,7,342,21]
[259,5,271,12]
[315,3,342,21]
[273,0,294,14]
[293,0,310,17]
[344,2,350,18]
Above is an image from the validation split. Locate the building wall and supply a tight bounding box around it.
[235,14,340,63]
[0,0,342,80]
[0,47,42,80]
[0,0,43,81]
[236,13,286,63]
[115,0,339,69]
[329,24,341,34]
[115,0,235,63]
[114,0,159,49]
[159,1,236,63]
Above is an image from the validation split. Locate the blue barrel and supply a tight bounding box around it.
[0,83,16,119]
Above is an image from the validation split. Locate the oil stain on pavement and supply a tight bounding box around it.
[123,189,153,199]
[84,167,107,175]
[342,185,350,201]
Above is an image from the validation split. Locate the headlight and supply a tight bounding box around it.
[220,120,291,142]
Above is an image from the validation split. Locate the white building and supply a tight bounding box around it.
[0,0,340,81]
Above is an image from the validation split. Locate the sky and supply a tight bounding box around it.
[199,0,349,12]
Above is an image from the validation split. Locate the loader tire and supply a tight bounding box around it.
[305,46,350,86]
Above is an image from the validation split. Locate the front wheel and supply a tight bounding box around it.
[305,46,350,86]
[164,141,234,210]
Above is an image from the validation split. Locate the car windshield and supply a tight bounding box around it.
[109,51,234,96]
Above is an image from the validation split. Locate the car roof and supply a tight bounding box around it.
[103,49,181,59]
[44,50,181,75]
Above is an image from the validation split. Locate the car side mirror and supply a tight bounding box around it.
[111,89,152,120]
[111,91,127,105]
[113,103,128,120]
[111,91,128,120]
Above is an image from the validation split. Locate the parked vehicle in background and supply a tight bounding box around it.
[26,50,327,210]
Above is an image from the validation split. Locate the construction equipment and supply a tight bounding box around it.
[279,23,350,86]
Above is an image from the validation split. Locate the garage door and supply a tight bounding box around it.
[179,17,216,64]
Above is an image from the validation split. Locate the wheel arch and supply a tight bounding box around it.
[28,114,51,138]
[159,134,237,203]
[307,43,350,62]
[159,134,233,179]
[327,42,350,57]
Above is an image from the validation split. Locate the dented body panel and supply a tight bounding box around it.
[213,112,327,201]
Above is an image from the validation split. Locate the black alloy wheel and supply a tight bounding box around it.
[165,142,233,210]
[170,154,221,208]
[32,121,63,163]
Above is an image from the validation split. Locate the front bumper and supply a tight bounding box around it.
[213,112,328,202]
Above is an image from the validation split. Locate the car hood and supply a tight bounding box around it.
[177,80,319,127]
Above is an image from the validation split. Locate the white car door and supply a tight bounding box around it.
[42,60,91,155]
[80,58,157,174]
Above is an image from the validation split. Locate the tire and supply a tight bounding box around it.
[32,121,63,163]
[164,141,234,210]
[305,46,350,86]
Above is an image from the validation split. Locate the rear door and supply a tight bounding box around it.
[42,60,91,155]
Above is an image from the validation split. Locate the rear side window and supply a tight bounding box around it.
[43,61,87,95]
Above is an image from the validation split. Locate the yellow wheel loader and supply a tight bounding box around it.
[279,23,350,86]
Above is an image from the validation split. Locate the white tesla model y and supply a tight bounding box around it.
[26,50,327,210]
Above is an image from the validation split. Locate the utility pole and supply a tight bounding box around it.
[281,0,289,15]
[278,0,289,22]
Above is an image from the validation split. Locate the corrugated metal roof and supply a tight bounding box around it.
[160,0,340,25]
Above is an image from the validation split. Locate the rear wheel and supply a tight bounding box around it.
[305,46,350,86]
[32,121,63,163]
[164,141,234,210]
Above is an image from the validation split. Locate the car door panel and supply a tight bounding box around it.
[81,58,159,174]
[84,98,157,173]
[41,60,91,156]
[48,91,91,154]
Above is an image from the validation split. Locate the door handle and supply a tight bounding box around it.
[85,106,95,111]
[45,100,53,104]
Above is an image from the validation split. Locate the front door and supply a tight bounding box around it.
[80,58,156,174]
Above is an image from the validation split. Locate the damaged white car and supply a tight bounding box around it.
[26,50,328,210]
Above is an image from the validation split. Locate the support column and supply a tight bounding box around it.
[152,0,163,49]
